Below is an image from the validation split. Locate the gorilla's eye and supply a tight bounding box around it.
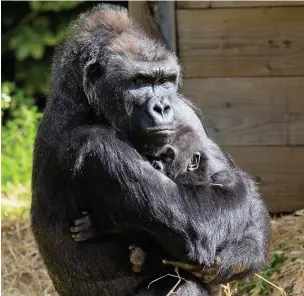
[133,76,150,86]
[158,75,177,85]
[158,78,169,84]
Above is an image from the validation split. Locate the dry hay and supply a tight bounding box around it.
[267,210,304,296]
[1,218,57,296]
[1,211,304,296]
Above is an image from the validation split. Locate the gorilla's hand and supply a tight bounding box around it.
[213,239,264,283]
[70,212,96,242]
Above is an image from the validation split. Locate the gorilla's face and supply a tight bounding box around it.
[82,24,181,146]
[107,50,181,146]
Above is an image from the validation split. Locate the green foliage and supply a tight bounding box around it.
[1,82,42,189]
[9,16,60,61]
[29,1,83,12]
[3,1,85,97]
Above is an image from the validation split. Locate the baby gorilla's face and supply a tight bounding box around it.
[150,145,201,178]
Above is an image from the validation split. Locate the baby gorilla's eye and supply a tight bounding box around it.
[162,147,175,162]
[188,152,201,171]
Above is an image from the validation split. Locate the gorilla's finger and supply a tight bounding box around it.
[70,221,92,234]
[71,234,87,241]
[70,222,92,233]
[74,215,91,226]
[71,231,95,241]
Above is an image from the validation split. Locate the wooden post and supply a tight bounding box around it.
[129,1,177,53]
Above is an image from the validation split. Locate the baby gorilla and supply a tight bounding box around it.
[128,126,236,274]
[71,125,236,277]
[147,125,233,188]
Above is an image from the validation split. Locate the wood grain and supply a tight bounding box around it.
[177,7,304,77]
[182,77,304,146]
[225,146,304,213]
[288,92,304,145]
[177,1,304,9]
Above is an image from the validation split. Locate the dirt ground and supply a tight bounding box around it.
[1,211,304,296]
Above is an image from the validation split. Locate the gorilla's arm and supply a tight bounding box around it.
[215,194,270,283]
[200,138,270,282]
[63,124,203,263]
[63,124,270,279]
[210,171,270,283]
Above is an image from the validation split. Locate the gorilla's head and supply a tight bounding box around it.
[53,4,183,146]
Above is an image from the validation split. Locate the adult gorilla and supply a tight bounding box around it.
[31,5,270,296]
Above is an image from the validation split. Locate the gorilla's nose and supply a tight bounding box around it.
[146,98,173,126]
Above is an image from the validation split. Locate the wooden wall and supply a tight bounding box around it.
[129,1,304,212]
[177,1,304,212]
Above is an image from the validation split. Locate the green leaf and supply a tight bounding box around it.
[31,44,45,59]
[42,31,58,46]
[15,46,30,61]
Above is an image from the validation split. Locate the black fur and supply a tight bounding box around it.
[31,4,270,296]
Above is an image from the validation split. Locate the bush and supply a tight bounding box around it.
[1,82,42,217]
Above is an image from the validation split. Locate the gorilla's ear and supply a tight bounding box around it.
[188,152,201,171]
[83,60,104,104]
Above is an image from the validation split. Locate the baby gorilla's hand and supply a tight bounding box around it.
[210,170,237,188]
[129,245,146,273]
[70,212,96,242]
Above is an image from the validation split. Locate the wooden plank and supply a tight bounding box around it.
[177,7,304,77]
[157,1,177,53]
[182,77,304,146]
[288,92,304,145]
[224,147,304,213]
[178,1,304,9]
[178,1,211,9]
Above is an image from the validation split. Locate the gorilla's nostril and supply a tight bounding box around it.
[164,105,170,113]
[153,104,163,115]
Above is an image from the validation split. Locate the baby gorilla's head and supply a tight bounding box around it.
[151,146,201,178]
[148,126,205,179]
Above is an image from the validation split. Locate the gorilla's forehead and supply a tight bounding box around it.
[109,31,175,62]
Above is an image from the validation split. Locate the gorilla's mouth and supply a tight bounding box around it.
[145,127,175,134]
